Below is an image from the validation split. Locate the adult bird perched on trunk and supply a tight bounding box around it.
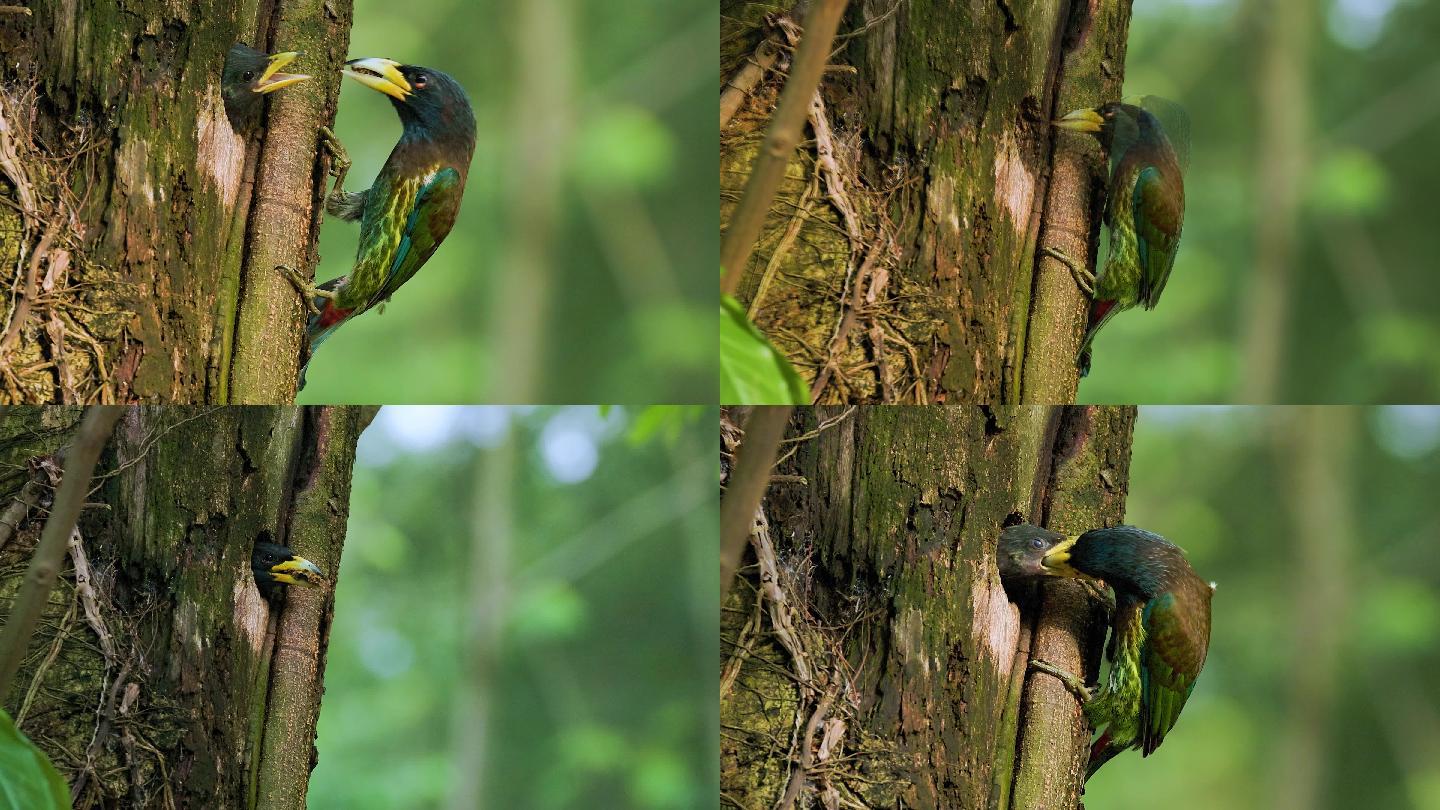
[997,523,1212,779]
[281,57,477,385]
[1047,96,1189,376]
[222,43,311,134]
[252,541,326,600]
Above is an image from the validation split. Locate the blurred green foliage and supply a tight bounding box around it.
[309,406,717,808]
[297,0,715,404]
[1079,0,1440,403]
[1086,405,1440,810]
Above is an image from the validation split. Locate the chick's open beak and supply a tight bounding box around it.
[342,57,411,100]
[254,51,310,95]
[1052,108,1104,133]
[269,555,326,587]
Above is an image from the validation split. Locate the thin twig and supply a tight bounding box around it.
[721,27,786,129]
[750,174,818,318]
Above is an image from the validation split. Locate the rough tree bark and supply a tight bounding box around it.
[720,2,1132,404]
[0,2,353,404]
[0,405,375,808]
[720,404,1135,809]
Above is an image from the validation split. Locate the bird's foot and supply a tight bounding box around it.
[277,264,335,316]
[318,126,351,178]
[1030,658,1093,703]
[318,125,353,207]
[1042,247,1096,296]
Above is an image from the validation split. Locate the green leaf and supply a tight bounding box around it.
[0,709,70,810]
[720,295,807,405]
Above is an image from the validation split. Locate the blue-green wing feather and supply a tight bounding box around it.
[1132,165,1183,310]
[1138,587,1207,756]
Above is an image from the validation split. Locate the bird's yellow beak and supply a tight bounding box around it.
[269,555,326,587]
[1053,108,1104,133]
[1041,535,1083,576]
[254,51,310,94]
[342,57,412,100]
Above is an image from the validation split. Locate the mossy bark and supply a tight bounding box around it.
[0,2,352,404]
[720,2,1132,403]
[720,405,1135,808]
[0,405,374,808]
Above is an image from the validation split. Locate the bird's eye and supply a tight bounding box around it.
[1030,537,1045,550]
[242,70,255,82]
[413,74,428,89]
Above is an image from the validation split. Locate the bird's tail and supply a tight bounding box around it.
[1077,299,1119,378]
[298,280,353,389]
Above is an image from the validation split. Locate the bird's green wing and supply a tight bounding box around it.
[1132,165,1183,309]
[349,167,464,310]
[1138,585,1209,756]
[373,167,463,306]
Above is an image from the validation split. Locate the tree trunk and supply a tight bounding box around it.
[0,405,374,808]
[720,2,1132,403]
[720,404,1135,809]
[0,2,353,404]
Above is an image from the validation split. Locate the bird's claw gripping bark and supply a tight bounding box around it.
[1043,246,1097,296]
[1030,658,1093,703]
[318,125,351,181]
[319,125,354,205]
[277,264,335,316]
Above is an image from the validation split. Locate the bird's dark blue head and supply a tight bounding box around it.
[1053,97,1190,171]
[342,57,476,154]
[1052,102,1147,152]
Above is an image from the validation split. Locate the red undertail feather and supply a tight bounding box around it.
[1089,729,1113,765]
[1089,299,1117,330]
[317,300,353,330]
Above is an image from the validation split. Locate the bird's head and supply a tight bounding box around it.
[223,43,310,128]
[1051,102,1134,147]
[342,58,476,148]
[252,541,326,592]
[996,524,1084,579]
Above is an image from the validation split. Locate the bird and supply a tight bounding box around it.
[281,57,477,383]
[222,43,311,134]
[252,541,326,600]
[997,523,1212,779]
[1047,96,1188,376]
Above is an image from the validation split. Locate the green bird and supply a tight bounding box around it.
[282,57,477,384]
[1048,97,1189,376]
[222,43,310,134]
[997,523,1213,779]
[252,541,326,600]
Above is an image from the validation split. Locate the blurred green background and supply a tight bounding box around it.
[1079,0,1440,403]
[1086,405,1440,809]
[297,0,716,404]
[308,406,717,808]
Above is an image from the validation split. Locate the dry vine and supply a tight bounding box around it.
[0,84,125,403]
